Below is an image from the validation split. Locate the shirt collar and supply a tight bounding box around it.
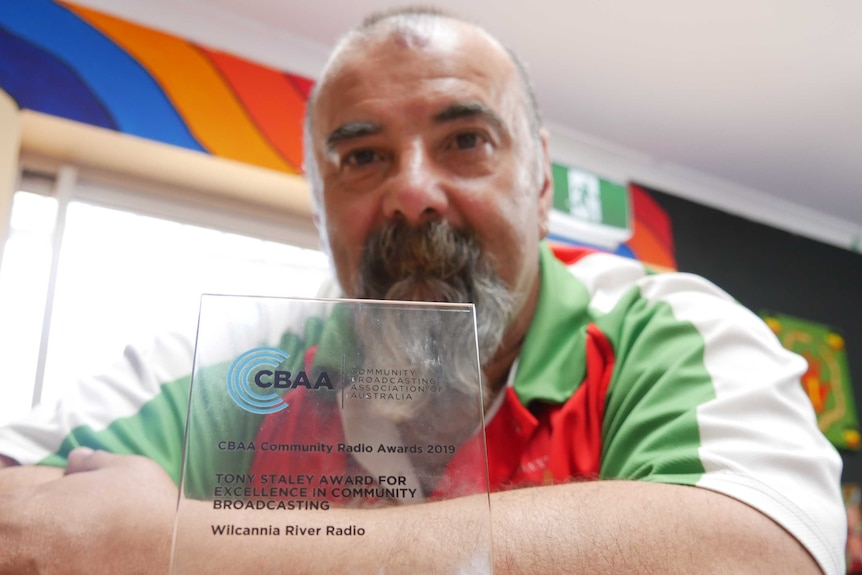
[510,242,592,406]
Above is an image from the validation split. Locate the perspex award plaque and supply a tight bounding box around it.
[169,295,492,574]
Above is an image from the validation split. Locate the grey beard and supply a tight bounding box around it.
[358,219,514,366]
[354,219,515,424]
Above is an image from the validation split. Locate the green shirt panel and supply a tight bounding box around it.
[595,288,714,484]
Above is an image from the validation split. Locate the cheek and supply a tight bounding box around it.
[462,200,531,268]
[456,178,542,286]
[463,168,541,236]
[324,198,379,294]
[325,226,361,296]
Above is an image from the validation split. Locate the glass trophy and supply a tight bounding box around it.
[169,295,492,574]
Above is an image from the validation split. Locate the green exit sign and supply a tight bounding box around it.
[550,163,632,249]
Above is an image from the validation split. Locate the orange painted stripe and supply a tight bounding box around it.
[630,184,675,255]
[199,47,305,172]
[286,73,314,100]
[627,217,677,271]
[62,2,294,173]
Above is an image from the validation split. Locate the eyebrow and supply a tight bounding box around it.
[433,102,506,132]
[325,121,382,151]
[323,102,507,152]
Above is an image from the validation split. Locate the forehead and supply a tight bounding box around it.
[312,20,522,135]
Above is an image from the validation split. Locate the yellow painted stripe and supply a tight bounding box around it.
[63,2,293,173]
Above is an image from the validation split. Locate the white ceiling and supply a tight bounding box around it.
[69,0,862,249]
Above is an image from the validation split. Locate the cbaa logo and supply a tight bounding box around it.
[227,346,335,414]
[227,347,292,414]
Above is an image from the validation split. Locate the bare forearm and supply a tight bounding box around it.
[2,450,822,575]
[172,496,491,574]
[174,480,818,574]
[491,480,820,575]
[0,460,64,492]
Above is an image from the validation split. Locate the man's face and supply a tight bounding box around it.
[311,20,552,329]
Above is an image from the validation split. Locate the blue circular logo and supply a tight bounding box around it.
[227,347,290,414]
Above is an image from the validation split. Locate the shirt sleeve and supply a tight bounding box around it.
[0,331,195,480]
[571,252,846,575]
[0,289,338,481]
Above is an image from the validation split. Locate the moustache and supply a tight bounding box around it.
[358,219,488,303]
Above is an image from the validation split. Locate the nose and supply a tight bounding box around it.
[381,143,448,225]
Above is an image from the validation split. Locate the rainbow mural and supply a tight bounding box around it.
[0,0,311,174]
[626,184,677,271]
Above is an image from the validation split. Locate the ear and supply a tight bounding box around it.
[536,128,553,239]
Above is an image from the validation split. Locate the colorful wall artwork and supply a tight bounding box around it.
[0,0,311,174]
[762,312,860,450]
[626,184,677,272]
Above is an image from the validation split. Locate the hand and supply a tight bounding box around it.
[0,448,177,575]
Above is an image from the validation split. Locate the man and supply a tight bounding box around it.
[0,7,845,574]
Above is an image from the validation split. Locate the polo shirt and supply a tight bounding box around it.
[0,243,845,573]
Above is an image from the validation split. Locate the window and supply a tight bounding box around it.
[0,188,56,426]
[0,167,329,426]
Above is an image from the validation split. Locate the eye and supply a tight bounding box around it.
[450,132,485,150]
[343,149,382,167]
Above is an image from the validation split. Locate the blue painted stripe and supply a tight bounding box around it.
[0,0,206,151]
[0,25,116,129]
